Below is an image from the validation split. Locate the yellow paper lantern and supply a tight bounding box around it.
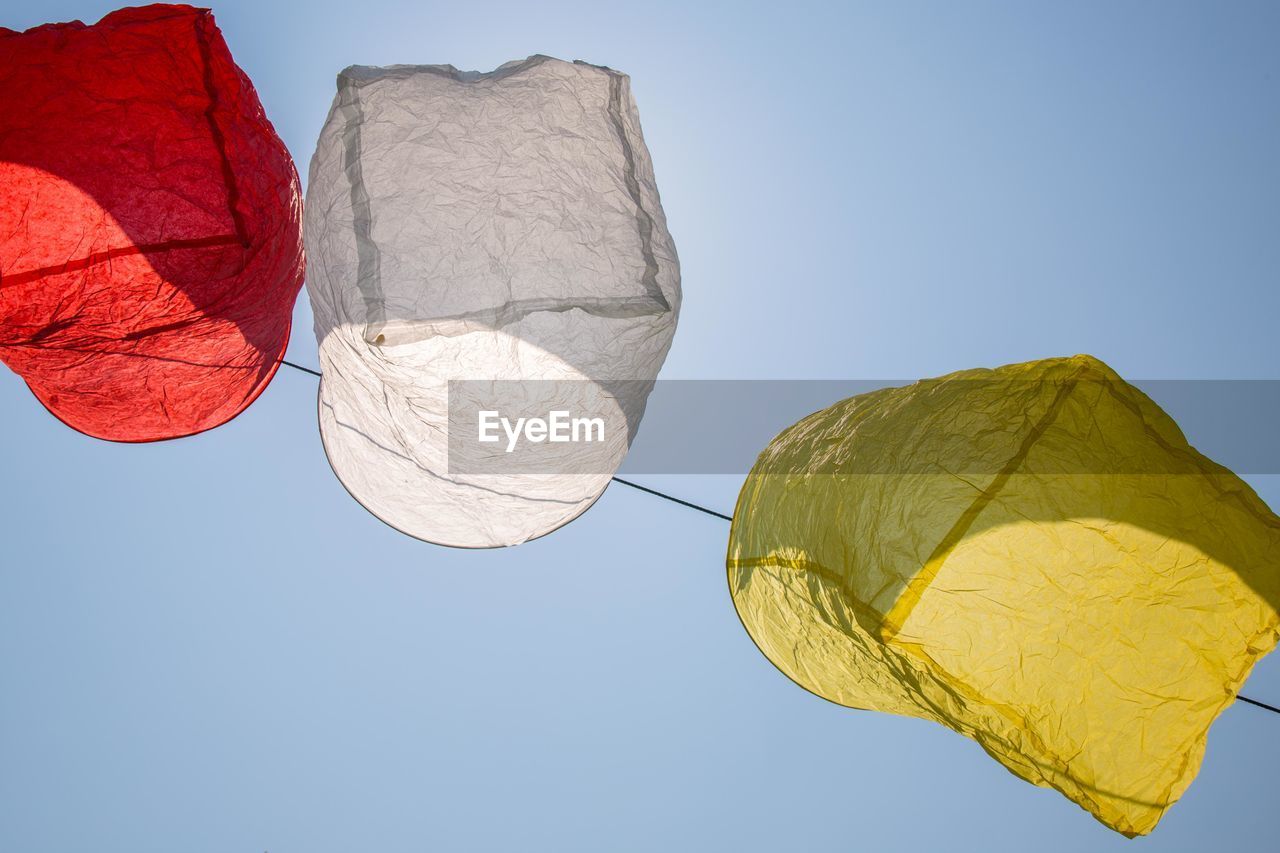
[727,355,1279,835]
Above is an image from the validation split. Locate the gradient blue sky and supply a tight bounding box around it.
[2,2,1278,851]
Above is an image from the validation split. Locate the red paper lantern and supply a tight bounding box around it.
[0,4,304,441]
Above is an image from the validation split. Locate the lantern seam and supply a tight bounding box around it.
[0,234,243,290]
[194,10,249,247]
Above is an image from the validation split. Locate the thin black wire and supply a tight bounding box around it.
[610,476,733,521]
[281,358,322,378]
[276,358,1279,717]
[1237,695,1280,714]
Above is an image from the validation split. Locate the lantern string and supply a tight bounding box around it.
[1236,695,1280,714]
[275,358,1279,718]
[281,358,322,378]
[610,476,733,521]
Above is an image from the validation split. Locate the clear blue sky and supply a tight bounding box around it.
[2,2,1277,850]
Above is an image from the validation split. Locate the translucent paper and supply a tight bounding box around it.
[727,355,1279,835]
[0,6,304,441]
[305,57,680,546]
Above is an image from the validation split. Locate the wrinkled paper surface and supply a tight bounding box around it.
[728,354,1279,835]
[0,5,304,441]
[306,56,680,546]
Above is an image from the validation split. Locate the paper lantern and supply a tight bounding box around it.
[728,355,1279,835]
[305,57,680,546]
[0,5,304,441]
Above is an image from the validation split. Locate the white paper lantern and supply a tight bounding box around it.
[305,56,680,546]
